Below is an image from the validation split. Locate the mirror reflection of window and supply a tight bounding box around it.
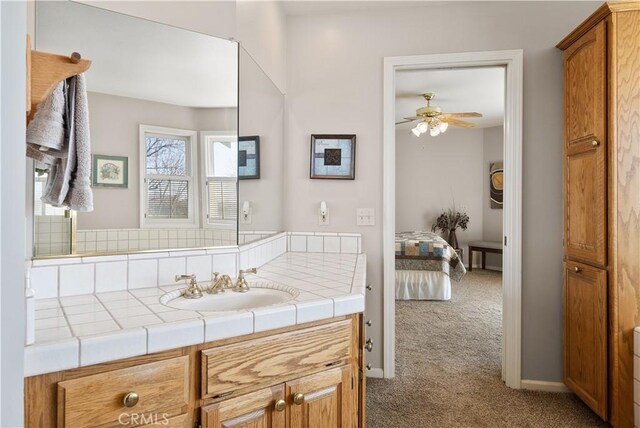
[202,133,238,228]
[140,125,198,226]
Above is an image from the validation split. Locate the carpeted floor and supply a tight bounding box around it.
[366,270,609,428]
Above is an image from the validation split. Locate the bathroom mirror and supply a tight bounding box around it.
[31,1,239,257]
[238,48,285,244]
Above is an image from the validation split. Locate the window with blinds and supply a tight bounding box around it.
[207,178,237,221]
[140,125,197,226]
[202,133,238,226]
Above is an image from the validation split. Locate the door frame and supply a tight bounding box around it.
[382,50,523,388]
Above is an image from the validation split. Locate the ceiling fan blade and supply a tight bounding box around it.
[395,116,420,125]
[440,112,483,118]
[443,118,476,128]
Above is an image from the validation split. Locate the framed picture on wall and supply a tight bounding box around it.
[238,136,260,180]
[310,134,356,179]
[92,155,128,188]
[490,161,503,209]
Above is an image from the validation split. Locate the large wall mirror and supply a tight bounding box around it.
[31,1,244,257]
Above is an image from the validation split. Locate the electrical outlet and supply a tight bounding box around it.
[319,208,330,226]
[357,208,375,226]
[241,209,252,224]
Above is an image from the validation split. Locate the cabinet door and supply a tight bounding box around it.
[287,365,355,428]
[563,20,607,266]
[564,261,607,419]
[201,385,285,428]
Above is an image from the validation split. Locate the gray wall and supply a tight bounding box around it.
[238,49,285,232]
[483,126,504,269]
[80,92,236,230]
[395,128,484,267]
[1,1,26,425]
[285,1,600,380]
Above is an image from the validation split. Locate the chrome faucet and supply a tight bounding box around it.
[208,272,233,294]
[175,274,202,299]
[234,268,257,293]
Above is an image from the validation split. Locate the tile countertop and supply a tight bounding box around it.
[25,252,366,377]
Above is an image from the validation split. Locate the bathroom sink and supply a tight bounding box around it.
[160,283,298,312]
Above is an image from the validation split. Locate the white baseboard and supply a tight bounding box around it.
[366,368,384,378]
[521,379,570,392]
[466,263,503,272]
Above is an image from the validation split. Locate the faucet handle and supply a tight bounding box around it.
[175,274,195,283]
[239,268,257,277]
[212,272,220,280]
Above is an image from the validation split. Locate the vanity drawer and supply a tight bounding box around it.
[201,319,353,399]
[57,356,189,428]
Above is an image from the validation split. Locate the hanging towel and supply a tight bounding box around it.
[26,81,66,153]
[64,74,93,212]
[41,74,93,212]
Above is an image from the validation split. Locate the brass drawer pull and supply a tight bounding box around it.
[573,266,582,273]
[274,399,286,412]
[123,391,139,407]
[592,140,599,147]
[293,393,305,405]
[366,320,372,327]
[365,338,373,352]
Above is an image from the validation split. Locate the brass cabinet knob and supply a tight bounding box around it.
[366,320,372,327]
[366,363,372,370]
[365,338,373,352]
[123,392,139,408]
[366,284,372,291]
[592,140,600,147]
[573,266,582,273]
[274,399,286,412]
[293,393,305,405]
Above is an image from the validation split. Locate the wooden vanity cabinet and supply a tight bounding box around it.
[24,314,365,428]
[201,365,356,428]
[558,3,640,426]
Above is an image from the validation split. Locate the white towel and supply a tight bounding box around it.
[26,81,66,152]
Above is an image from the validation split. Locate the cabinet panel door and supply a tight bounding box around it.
[201,385,285,428]
[287,365,355,428]
[563,20,607,266]
[564,261,607,419]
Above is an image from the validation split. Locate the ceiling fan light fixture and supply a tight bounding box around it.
[430,127,440,137]
[417,122,429,133]
[439,122,449,133]
[411,126,422,137]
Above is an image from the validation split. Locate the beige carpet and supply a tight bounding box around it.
[366,270,609,428]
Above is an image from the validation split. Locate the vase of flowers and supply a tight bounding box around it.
[431,208,470,249]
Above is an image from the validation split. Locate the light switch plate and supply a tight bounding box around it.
[356,208,375,226]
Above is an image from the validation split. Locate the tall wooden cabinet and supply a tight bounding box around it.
[557,2,640,427]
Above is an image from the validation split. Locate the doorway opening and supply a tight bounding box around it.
[382,50,523,388]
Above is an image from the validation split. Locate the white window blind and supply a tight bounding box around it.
[207,178,236,221]
[147,179,189,219]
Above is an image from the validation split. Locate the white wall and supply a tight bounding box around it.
[1,1,26,425]
[236,1,287,94]
[395,128,484,267]
[285,1,600,380]
[482,126,504,269]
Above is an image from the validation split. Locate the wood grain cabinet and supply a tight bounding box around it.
[558,3,640,427]
[201,365,356,428]
[24,315,365,428]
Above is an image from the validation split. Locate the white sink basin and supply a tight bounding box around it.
[160,282,298,312]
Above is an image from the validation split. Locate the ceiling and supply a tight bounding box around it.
[395,66,505,130]
[36,1,238,108]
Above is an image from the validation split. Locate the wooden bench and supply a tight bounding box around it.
[468,241,502,271]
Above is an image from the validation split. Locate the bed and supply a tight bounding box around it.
[395,231,467,301]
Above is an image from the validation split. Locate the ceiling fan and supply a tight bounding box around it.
[396,93,482,137]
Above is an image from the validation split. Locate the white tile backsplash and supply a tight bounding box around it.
[95,261,128,293]
[158,257,186,286]
[186,255,212,281]
[290,235,307,252]
[212,253,237,275]
[30,266,58,299]
[59,264,94,296]
[324,236,341,253]
[128,259,158,289]
[307,236,324,253]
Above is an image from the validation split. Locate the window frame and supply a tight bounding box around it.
[199,131,238,230]
[139,125,199,228]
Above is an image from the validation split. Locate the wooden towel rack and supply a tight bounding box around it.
[26,35,91,124]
